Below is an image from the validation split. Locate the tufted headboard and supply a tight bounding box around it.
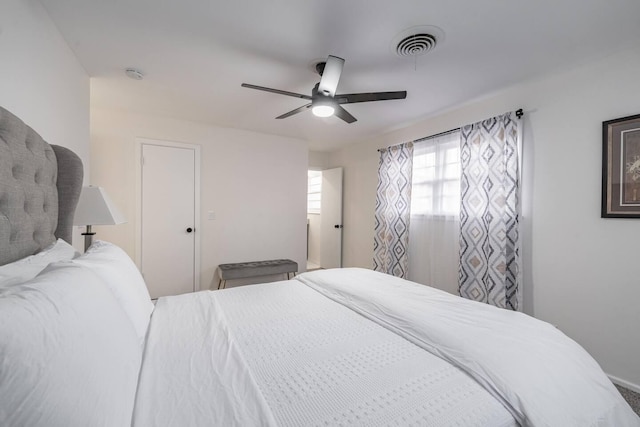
[0,107,84,266]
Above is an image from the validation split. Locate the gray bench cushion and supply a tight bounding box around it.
[218,259,298,280]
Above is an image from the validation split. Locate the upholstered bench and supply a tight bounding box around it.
[217,259,298,289]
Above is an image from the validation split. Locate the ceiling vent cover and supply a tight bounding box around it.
[395,33,437,57]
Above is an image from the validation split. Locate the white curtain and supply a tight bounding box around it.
[407,131,461,294]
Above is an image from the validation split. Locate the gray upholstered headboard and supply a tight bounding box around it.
[0,106,84,266]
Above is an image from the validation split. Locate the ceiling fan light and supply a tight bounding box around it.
[312,104,335,117]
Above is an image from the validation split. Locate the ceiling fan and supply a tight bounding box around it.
[241,55,407,124]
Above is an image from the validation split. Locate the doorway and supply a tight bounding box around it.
[306,167,343,270]
[137,138,201,298]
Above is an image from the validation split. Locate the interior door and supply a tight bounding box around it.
[141,143,196,298]
[320,167,343,269]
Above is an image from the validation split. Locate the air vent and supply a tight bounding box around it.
[395,33,437,57]
[390,25,445,59]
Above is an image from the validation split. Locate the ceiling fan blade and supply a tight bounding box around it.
[336,91,407,104]
[317,55,344,97]
[241,83,312,100]
[276,103,312,119]
[334,105,357,124]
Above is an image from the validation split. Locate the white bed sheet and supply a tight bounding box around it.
[133,280,517,427]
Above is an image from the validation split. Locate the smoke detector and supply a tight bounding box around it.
[125,68,144,80]
[391,25,445,58]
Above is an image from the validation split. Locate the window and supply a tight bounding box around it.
[410,131,461,216]
[307,170,322,214]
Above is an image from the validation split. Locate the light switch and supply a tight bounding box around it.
[207,211,216,220]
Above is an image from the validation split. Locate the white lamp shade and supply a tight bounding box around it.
[73,186,126,226]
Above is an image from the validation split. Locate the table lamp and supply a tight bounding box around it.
[73,186,126,251]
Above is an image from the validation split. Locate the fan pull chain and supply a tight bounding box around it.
[414,34,418,71]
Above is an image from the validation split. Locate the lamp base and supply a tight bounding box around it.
[81,225,96,252]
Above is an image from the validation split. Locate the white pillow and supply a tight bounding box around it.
[0,262,141,426]
[0,239,78,288]
[68,240,154,345]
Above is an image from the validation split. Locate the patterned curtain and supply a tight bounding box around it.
[373,142,413,278]
[458,112,521,310]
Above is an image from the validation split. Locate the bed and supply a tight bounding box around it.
[1,106,638,427]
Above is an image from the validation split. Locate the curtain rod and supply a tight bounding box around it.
[377,108,523,152]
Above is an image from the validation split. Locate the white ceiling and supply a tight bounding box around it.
[40,0,640,151]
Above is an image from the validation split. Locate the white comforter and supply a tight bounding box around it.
[134,268,638,426]
[134,279,517,426]
[296,268,639,427]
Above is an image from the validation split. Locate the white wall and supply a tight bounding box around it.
[0,0,90,250]
[90,108,308,290]
[309,150,330,170]
[329,46,640,390]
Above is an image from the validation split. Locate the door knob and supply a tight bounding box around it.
[334,224,343,229]
[186,227,193,233]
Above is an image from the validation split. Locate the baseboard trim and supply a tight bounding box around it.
[608,373,640,394]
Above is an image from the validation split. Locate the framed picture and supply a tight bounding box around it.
[602,113,640,218]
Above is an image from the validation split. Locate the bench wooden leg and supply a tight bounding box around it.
[217,279,223,290]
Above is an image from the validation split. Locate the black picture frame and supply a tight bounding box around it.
[602,113,640,218]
